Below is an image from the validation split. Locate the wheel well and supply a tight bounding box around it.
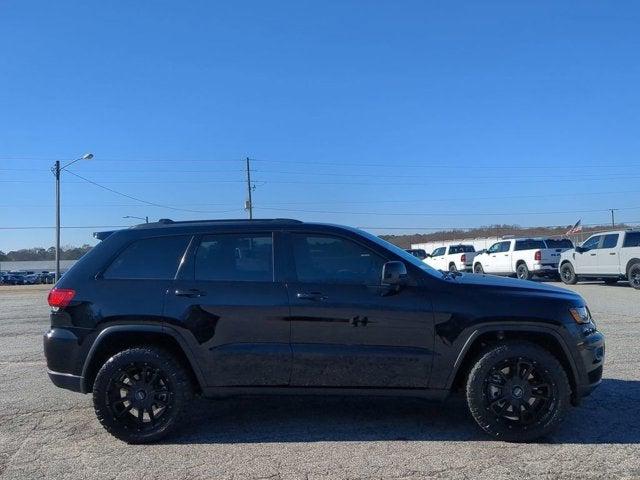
[626,258,640,277]
[515,260,526,268]
[449,262,456,268]
[451,330,577,401]
[560,260,572,268]
[83,331,201,394]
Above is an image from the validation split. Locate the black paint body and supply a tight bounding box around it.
[43,220,604,402]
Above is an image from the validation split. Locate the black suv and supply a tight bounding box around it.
[44,219,604,443]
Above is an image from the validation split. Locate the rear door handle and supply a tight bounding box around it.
[609,252,616,255]
[296,292,327,301]
[590,253,597,256]
[174,289,206,298]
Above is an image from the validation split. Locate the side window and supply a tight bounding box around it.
[582,235,601,251]
[432,247,445,257]
[498,241,511,253]
[623,232,640,248]
[601,234,619,249]
[487,243,500,254]
[195,233,273,282]
[292,234,386,285]
[103,236,191,280]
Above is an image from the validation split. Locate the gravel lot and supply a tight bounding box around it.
[0,282,639,480]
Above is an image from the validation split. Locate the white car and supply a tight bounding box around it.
[472,238,560,280]
[425,244,476,272]
[559,230,640,289]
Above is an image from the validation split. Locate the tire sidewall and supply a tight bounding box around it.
[92,347,191,444]
[465,342,571,442]
[516,264,529,280]
[560,263,577,284]
[629,264,640,290]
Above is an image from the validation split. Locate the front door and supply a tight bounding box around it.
[596,233,621,274]
[164,231,291,387]
[285,232,434,388]
[574,235,601,274]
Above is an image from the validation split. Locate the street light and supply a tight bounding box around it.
[51,153,94,283]
[123,215,149,223]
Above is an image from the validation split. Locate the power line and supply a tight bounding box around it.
[63,170,245,215]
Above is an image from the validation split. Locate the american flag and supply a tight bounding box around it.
[566,219,583,235]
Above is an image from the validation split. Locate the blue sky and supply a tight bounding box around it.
[1,1,639,251]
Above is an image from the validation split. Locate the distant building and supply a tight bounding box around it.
[0,260,77,272]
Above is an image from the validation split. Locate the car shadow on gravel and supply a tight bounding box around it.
[166,378,640,445]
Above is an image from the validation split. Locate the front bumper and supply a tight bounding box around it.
[47,369,84,392]
[573,329,605,400]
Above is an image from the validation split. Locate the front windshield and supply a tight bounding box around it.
[354,228,441,277]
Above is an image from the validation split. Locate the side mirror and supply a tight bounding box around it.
[381,261,408,286]
[575,246,585,253]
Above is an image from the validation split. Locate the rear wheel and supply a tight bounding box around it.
[516,263,532,280]
[93,346,193,443]
[449,263,458,273]
[560,263,578,285]
[465,342,571,442]
[628,263,640,290]
[474,263,484,274]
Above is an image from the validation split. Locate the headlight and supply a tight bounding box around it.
[569,306,591,324]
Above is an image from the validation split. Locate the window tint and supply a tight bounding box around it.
[449,245,475,254]
[195,234,273,282]
[487,243,500,254]
[104,236,190,279]
[406,249,427,259]
[292,234,385,285]
[601,234,619,249]
[623,232,640,248]
[582,235,601,250]
[497,241,511,253]
[544,239,574,249]
[515,239,546,251]
[432,247,446,257]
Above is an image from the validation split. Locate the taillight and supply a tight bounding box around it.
[534,250,541,261]
[47,288,76,308]
[461,254,466,263]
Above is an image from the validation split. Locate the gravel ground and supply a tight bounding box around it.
[0,282,639,480]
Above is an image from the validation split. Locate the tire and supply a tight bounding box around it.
[628,263,640,290]
[559,263,578,285]
[93,346,193,443]
[465,342,571,442]
[449,263,458,273]
[474,263,484,274]
[516,263,532,281]
[603,278,618,286]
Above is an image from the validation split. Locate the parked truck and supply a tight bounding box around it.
[559,230,640,289]
[472,238,560,280]
[425,244,477,272]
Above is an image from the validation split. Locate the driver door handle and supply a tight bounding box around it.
[174,288,206,298]
[296,292,327,301]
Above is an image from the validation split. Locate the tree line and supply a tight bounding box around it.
[0,245,93,262]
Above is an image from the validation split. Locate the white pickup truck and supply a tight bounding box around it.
[472,238,561,280]
[425,244,477,272]
[558,230,640,289]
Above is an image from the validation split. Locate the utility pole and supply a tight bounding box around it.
[610,209,618,228]
[54,161,61,283]
[245,157,253,219]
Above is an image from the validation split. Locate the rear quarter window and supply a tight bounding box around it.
[103,235,191,279]
[623,232,640,248]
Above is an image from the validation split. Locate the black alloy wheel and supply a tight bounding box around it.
[560,263,577,285]
[465,342,570,442]
[629,264,640,290]
[474,263,484,274]
[516,263,532,280]
[93,347,193,443]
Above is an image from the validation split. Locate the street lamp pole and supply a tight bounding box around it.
[54,161,61,283]
[52,153,94,283]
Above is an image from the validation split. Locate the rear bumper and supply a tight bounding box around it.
[47,369,84,393]
[531,263,559,274]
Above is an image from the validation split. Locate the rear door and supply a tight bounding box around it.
[164,231,291,387]
[596,233,621,274]
[285,232,434,388]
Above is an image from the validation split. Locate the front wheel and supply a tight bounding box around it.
[629,263,640,290]
[465,342,571,442]
[93,346,193,443]
[474,263,484,274]
[560,263,578,285]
